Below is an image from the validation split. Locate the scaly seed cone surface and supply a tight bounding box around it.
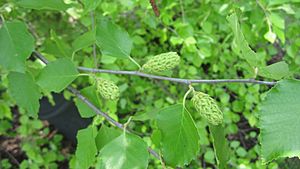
[191,91,223,125]
[142,52,180,73]
[96,78,120,101]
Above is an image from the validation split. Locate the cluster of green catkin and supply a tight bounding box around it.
[191,91,223,125]
[142,52,180,73]
[96,78,120,101]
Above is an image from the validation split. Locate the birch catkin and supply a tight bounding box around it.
[192,91,223,125]
[96,78,120,101]
[142,52,180,73]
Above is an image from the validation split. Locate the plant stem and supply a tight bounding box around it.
[77,67,277,86]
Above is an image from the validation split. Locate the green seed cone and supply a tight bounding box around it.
[96,78,120,101]
[142,52,180,73]
[191,91,223,125]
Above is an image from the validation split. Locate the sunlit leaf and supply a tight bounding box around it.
[37,58,79,92]
[260,79,300,162]
[156,104,200,167]
[0,21,34,72]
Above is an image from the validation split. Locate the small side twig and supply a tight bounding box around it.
[149,0,160,17]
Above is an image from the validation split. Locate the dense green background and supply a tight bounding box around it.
[0,0,300,168]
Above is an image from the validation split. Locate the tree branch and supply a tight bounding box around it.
[34,51,276,86]
[77,67,277,86]
[33,51,160,160]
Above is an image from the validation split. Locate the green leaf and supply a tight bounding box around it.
[209,125,230,169]
[258,61,290,80]
[156,104,200,167]
[132,109,159,121]
[95,125,122,151]
[264,30,277,44]
[97,132,149,169]
[8,72,41,118]
[72,30,96,53]
[270,13,285,29]
[75,126,97,169]
[16,0,70,11]
[260,79,300,163]
[96,18,132,59]
[82,0,102,13]
[36,58,79,92]
[50,30,73,58]
[0,21,34,72]
[227,13,260,66]
[74,86,99,118]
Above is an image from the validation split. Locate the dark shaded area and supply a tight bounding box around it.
[39,93,92,143]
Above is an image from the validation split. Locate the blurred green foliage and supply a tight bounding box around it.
[0,0,300,168]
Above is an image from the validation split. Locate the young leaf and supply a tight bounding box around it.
[258,61,290,80]
[96,18,132,59]
[97,132,149,169]
[16,0,70,11]
[50,30,73,58]
[75,126,97,169]
[227,13,261,66]
[95,125,122,151]
[260,79,300,163]
[74,86,99,118]
[82,0,102,13]
[0,21,34,72]
[209,125,230,169]
[156,104,200,167]
[72,30,96,53]
[36,58,79,92]
[8,72,41,118]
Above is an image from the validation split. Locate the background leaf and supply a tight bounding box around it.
[96,18,132,59]
[258,61,290,80]
[97,132,149,169]
[209,125,231,169]
[37,58,79,92]
[0,21,34,72]
[82,0,102,14]
[75,126,97,169]
[227,13,261,66]
[156,104,200,167]
[50,30,73,58]
[72,30,96,54]
[8,72,41,117]
[74,86,99,118]
[260,79,300,162]
[16,0,70,11]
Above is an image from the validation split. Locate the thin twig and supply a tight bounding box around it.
[77,67,277,86]
[149,0,160,17]
[90,11,98,69]
[33,51,161,160]
[179,0,186,22]
[0,147,20,166]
